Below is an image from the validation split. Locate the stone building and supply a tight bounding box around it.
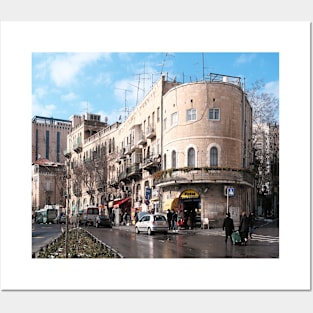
[31,158,65,212]
[32,116,72,163]
[64,74,255,227]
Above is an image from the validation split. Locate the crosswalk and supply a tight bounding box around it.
[249,234,279,243]
[203,229,279,244]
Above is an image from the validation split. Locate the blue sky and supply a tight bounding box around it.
[32,52,279,124]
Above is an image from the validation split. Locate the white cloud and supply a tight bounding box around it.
[235,53,257,64]
[50,53,109,87]
[32,102,57,117]
[263,80,279,99]
[61,92,77,101]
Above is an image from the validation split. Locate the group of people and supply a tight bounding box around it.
[222,211,256,245]
[167,209,178,231]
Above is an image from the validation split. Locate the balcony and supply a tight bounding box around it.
[119,148,126,159]
[63,149,72,158]
[146,126,156,139]
[125,144,132,155]
[118,170,128,182]
[155,167,255,188]
[137,134,147,146]
[141,155,161,173]
[73,142,82,153]
[126,163,142,179]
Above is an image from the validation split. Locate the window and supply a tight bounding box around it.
[187,148,195,167]
[172,150,177,169]
[210,147,218,166]
[163,118,167,130]
[171,112,178,126]
[163,153,167,170]
[209,108,220,120]
[187,109,197,121]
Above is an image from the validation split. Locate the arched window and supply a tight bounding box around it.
[187,148,195,167]
[163,153,167,170]
[172,150,177,168]
[210,147,218,166]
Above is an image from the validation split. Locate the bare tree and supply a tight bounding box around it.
[246,80,279,216]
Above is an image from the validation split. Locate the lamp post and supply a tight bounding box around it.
[65,159,70,258]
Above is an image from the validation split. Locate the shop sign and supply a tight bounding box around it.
[180,190,200,199]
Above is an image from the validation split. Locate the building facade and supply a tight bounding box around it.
[31,158,66,212]
[64,74,255,227]
[32,116,72,164]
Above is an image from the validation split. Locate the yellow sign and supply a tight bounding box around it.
[180,190,200,199]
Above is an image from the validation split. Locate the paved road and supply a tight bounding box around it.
[86,219,279,258]
[32,219,279,258]
[32,223,63,254]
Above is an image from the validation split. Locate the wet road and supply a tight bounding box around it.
[86,223,279,258]
[32,223,63,254]
[32,220,279,258]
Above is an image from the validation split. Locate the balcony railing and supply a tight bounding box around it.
[140,155,161,173]
[154,167,255,187]
[126,163,142,179]
[63,149,72,158]
[73,142,82,153]
[137,134,147,145]
[146,126,156,139]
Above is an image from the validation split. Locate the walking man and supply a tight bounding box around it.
[222,212,234,244]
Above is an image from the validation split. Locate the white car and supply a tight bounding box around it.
[135,213,168,235]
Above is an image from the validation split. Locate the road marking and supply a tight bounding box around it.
[205,230,279,243]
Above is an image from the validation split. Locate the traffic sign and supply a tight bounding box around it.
[228,187,234,196]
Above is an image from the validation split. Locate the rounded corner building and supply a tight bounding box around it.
[65,73,255,228]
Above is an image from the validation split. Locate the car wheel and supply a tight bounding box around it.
[147,228,152,235]
[135,227,140,234]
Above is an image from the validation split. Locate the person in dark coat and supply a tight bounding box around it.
[222,212,234,243]
[248,211,256,239]
[167,210,172,230]
[239,211,249,245]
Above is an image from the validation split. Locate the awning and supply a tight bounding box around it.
[163,198,179,212]
[113,197,131,207]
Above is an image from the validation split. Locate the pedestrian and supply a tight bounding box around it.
[172,210,178,232]
[110,210,115,226]
[222,212,234,244]
[123,211,127,225]
[167,209,172,230]
[248,211,256,239]
[239,211,249,245]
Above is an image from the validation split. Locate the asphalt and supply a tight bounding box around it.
[112,217,278,234]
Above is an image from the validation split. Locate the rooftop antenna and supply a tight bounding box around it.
[128,82,144,105]
[115,88,130,121]
[135,62,150,100]
[157,53,175,75]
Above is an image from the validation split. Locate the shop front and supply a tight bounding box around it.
[178,189,201,229]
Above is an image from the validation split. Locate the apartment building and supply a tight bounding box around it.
[31,158,65,211]
[32,116,72,163]
[64,74,255,227]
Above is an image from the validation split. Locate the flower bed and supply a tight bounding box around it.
[36,228,119,258]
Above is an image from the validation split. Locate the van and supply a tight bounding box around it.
[79,206,99,226]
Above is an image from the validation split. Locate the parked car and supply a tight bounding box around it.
[95,215,112,228]
[135,213,168,235]
[79,206,99,226]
